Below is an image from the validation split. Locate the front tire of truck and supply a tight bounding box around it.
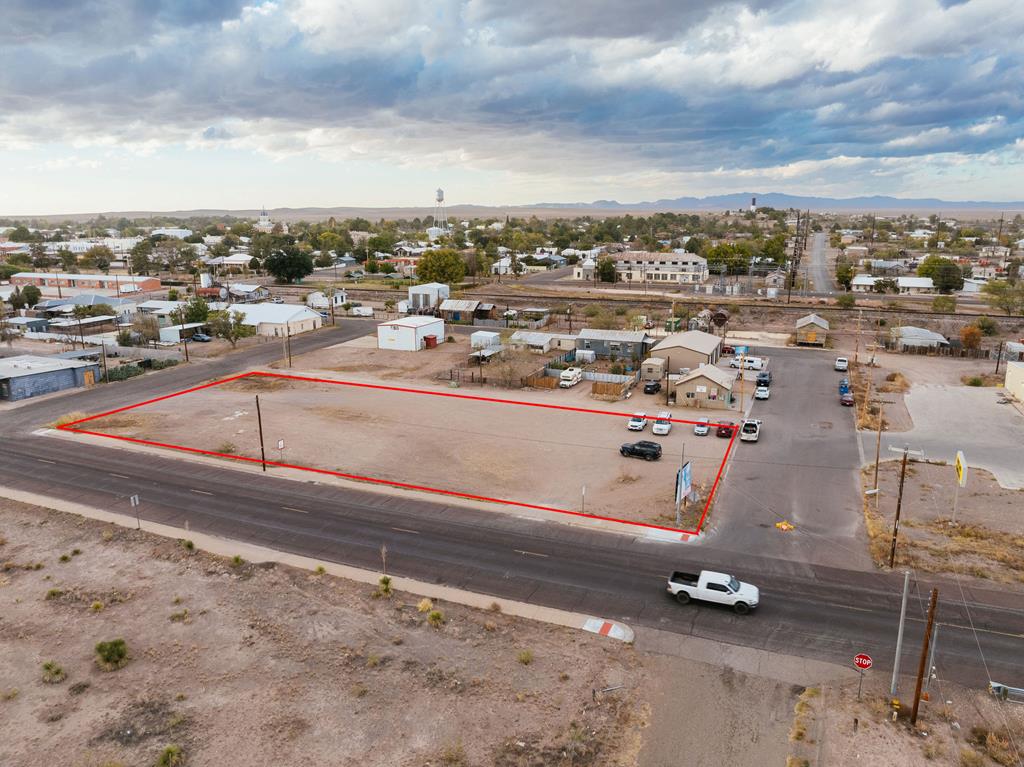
[674,591,691,605]
[733,601,750,615]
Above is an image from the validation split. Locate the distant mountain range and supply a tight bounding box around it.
[534,193,1024,212]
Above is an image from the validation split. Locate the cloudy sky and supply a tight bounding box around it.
[2,0,1023,214]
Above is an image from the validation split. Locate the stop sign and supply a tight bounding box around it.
[854,653,873,671]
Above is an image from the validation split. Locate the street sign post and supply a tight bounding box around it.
[129,494,140,530]
[854,653,873,700]
[953,451,967,525]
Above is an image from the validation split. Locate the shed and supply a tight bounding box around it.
[3,316,49,332]
[0,355,101,402]
[408,282,450,311]
[159,322,206,343]
[641,357,666,382]
[377,316,444,351]
[649,330,722,369]
[438,299,480,322]
[890,326,948,349]
[673,364,735,409]
[470,330,500,350]
[795,314,829,346]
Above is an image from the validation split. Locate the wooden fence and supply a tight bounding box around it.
[884,342,991,358]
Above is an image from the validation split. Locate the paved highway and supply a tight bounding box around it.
[2,322,1022,688]
[807,231,834,293]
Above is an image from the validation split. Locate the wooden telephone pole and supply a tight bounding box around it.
[911,589,939,724]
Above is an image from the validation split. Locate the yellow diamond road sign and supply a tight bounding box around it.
[955,450,967,488]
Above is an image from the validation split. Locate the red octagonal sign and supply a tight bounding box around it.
[854,653,873,671]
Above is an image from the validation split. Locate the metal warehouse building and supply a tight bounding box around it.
[376,316,444,351]
[0,355,101,402]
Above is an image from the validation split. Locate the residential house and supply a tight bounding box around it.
[575,329,652,361]
[673,364,735,409]
[11,272,160,294]
[227,283,270,303]
[795,314,829,346]
[851,275,935,294]
[508,331,577,354]
[649,330,723,371]
[763,269,788,288]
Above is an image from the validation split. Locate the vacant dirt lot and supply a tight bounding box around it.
[0,499,647,766]
[289,334,481,383]
[79,372,732,530]
[863,462,1024,586]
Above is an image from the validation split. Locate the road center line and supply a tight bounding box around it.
[514,549,549,558]
[108,473,130,479]
[189,489,214,496]
[282,506,309,514]
[391,526,420,534]
[36,458,56,464]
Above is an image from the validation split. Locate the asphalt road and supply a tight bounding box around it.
[710,348,870,570]
[807,231,835,293]
[2,321,1022,688]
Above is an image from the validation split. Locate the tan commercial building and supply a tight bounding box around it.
[649,330,723,372]
[673,364,735,409]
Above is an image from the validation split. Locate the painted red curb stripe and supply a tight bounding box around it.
[58,370,739,535]
[599,621,613,637]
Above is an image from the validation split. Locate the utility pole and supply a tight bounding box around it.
[888,444,924,567]
[100,341,109,382]
[911,588,939,724]
[255,395,267,472]
[873,401,884,507]
[675,443,686,528]
[891,570,911,696]
[994,341,1003,375]
[855,309,862,365]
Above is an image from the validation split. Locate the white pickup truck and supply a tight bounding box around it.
[666,570,760,614]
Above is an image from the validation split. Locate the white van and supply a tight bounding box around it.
[559,367,583,388]
[729,356,764,371]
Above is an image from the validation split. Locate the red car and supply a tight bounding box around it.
[840,392,855,406]
[716,421,735,437]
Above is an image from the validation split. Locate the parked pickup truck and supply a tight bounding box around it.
[666,570,760,614]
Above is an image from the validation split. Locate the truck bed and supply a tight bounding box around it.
[669,571,699,586]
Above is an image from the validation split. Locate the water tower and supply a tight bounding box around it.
[434,188,448,234]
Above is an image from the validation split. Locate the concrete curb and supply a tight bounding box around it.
[36,426,697,544]
[0,485,635,644]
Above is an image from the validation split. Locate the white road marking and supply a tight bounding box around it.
[108,473,130,479]
[282,506,309,514]
[189,489,213,496]
[36,458,56,464]
[514,549,549,558]
[391,526,420,534]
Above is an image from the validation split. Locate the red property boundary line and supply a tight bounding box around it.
[57,371,739,536]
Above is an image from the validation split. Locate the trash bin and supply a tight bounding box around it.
[424,335,438,349]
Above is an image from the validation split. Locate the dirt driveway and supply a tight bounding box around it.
[82,372,732,530]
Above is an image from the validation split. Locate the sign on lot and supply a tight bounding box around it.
[955,450,968,488]
[676,462,692,505]
[854,653,873,671]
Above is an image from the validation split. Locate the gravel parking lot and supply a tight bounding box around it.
[82,372,733,530]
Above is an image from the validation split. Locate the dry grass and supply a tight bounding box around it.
[960,373,1003,387]
[50,412,88,428]
[220,375,294,392]
[879,371,910,393]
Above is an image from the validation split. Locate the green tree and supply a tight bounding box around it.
[8,288,27,311]
[917,255,963,293]
[167,288,180,301]
[57,248,77,272]
[207,309,255,347]
[30,242,52,269]
[415,248,466,285]
[265,246,314,283]
[834,258,855,290]
[80,245,114,273]
[21,285,42,307]
[873,277,900,294]
[130,240,153,274]
[931,295,956,312]
[596,256,617,283]
[981,280,1024,316]
[836,294,856,309]
[183,295,209,324]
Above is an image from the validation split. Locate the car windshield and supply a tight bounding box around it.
[728,576,740,592]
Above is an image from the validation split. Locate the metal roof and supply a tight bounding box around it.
[0,355,96,379]
[439,299,480,311]
[796,313,830,330]
[229,304,321,325]
[577,328,650,343]
[674,364,734,390]
[651,330,722,355]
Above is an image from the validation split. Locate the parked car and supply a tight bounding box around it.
[620,441,662,461]
[716,421,735,438]
[756,370,772,387]
[652,412,673,436]
[643,380,662,395]
[839,378,851,395]
[190,333,212,342]
[835,357,849,371]
[666,570,760,614]
[271,297,285,304]
[740,419,761,442]
[755,385,770,400]
[840,391,855,406]
[693,417,710,436]
[627,412,648,431]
